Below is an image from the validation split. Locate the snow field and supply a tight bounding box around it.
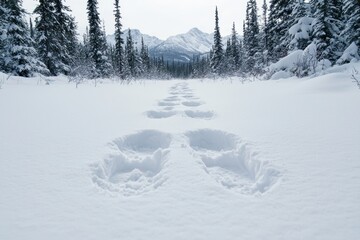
[0,66,360,239]
[93,82,279,196]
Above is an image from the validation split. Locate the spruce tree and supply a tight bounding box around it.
[230,23,241,71]
[244,0,261,73]
[114,0,124,77]
[29,18,34,39]
[3,0,47,77]
[125,29,136,78]
[54,0,78,71]
[342,0,360,50]
[140,37,150,75]
[287,0,310,51]
[0,0,9,71]
[87,0,111,77]
[257,0,270,68]
[266,0,295,61]
[210,6,224,75]
[311,0,343,63]
[34,0,64,75]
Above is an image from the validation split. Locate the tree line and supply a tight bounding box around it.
[0,0,359,79]
[207,0,360,78]
[0,0,174,79]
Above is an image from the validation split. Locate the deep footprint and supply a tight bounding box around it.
[186,129,237,151]
[182,101,203,107]
[184,110,214,119]
[158,101,178,107]
[186,129,280,194]
[146,110,177,119]
[92,130,172,196]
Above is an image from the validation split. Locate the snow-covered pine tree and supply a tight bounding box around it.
[100,22,113,76]
[29,18,34,39]
[113,0,124,77]
[3,0,47,77]
[224,38,235,75]
[266,0,295,62]
[87,0,111,78]
[53,0,76,73]
[0,0,9,71]
[230,22,241,71]
[140,37,150,75]
[342,0,360,52]
[65,15,78,66]
[34,0,64,75]
[260,0,269,66]
[311,0,344,64]
[244,0,261,73]
[210,6,224,76]
[287,0,311,51]
[134,47,144,78]
[125,29,136,78]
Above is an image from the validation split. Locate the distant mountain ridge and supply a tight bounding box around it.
[107,28,214,62]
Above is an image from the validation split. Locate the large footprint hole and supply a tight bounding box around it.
[186,129,237,151]
[92,130,172,195]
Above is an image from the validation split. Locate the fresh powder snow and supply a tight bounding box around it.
[0,63,360,240]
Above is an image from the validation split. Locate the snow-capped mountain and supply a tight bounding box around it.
[107,28,213,62]
[107,29,163,51]
[106,28,240,62]
[151,28,213,62]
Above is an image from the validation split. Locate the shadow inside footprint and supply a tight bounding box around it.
[185,110,214,119]
[158,101,178,107]
[146,110,177,119]
[186,129,280,194]
[92,130,172,196]
[182,101,203,107]
[186,129,237,151]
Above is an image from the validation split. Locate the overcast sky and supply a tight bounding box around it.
[23,0,263,40]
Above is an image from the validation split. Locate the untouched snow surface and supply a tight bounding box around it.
[0,67,360,240]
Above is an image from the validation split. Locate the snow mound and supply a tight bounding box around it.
[146,110,177,119]
[336,42,360,65]
[92,130,171,196]
[182,101,203,107]
[186,129,280,194]
[269,43,318,78]
[184,110,214,119]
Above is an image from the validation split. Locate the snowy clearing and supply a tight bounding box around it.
[0,64,360,240]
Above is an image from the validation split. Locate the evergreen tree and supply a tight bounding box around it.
[210,6,224,75]
[140,37,150,75]
[125,29,136,77]
[287,0,310,51]
[311,0,344,63]
[3,0,47,77]
[230,22,241,71]
[29,18,34,39]
[54,0,78,69]
[34,0,64,75]
[266,0,295,61]
[113,0,124,76]
[244,0,261,73]
[87,0,111,77]
[224,38,235,74]
[134,47,143,77]
[342,0,360,50]
[0,0,9,71]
